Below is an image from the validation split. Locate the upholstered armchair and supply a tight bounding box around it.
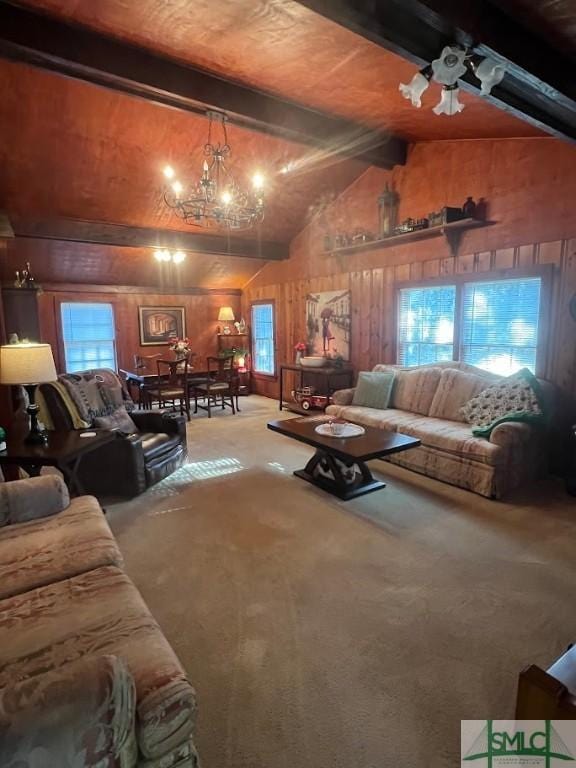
[0,476,199,767]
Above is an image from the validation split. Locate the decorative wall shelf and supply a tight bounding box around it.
[327,218,494,258]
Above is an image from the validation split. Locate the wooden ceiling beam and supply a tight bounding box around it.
[12,218,289,261]
[0,1,406,169]
[294,0,576,143]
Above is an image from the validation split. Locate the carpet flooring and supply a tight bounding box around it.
[107,396,576,768]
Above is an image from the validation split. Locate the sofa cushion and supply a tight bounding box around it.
[0,566,197,761]
[0,494,123,600]
[352,371,394,409]
[326,405,503,466]
[0,655,137,768]
[94,407,138,434]
[429,367,498,422]
[388,366,442,415]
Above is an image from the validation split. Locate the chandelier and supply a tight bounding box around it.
[399,46,506,116]
[162,111,265,231]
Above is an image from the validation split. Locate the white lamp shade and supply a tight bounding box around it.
[218,306,235,322]
[0,343,57,385]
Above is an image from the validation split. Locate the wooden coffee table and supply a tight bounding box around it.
[267,416,420,500]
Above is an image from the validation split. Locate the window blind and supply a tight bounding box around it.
[397,285,456,366]
[61,302,116,373]
[251,303,275,375]
[460,277,541,375]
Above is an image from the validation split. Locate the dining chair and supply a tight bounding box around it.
[193,355,239,418]
[133,353,161,372]
[132,353,162,409]
[146,358,191,420]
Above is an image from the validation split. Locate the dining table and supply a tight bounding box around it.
[120,367,212,409]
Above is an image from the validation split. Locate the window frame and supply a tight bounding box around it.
[58,300,118,374]
[250,299,277,379]
[394,265,553,378]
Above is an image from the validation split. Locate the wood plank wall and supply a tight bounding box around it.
[37,286,242,374]
[243,238,576,399]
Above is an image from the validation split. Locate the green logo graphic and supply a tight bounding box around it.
[464,721,575,767]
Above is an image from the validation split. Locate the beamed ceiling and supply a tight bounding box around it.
[0,0,574,289]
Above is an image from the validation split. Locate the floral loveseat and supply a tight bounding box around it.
[0,475,199,767]
[327,361,552,498]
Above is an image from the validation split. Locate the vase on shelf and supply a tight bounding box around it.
[295,351,303,365]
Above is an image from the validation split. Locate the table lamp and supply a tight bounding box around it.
[218,306,235,335]
[0,343,57,444]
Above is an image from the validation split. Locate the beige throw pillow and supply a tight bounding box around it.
[429,368,498,422]
[391,367,442,415]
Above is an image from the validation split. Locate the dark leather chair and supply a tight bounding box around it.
[39,370,187,498]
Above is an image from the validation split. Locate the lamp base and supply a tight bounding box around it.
[24,385,48,445]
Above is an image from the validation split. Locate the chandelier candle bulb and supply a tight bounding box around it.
[162,109,265,230]
[163,165,175,179]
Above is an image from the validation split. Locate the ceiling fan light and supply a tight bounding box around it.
[431,46,467,86]
[433,85,465,116]
[474,57,506,95]
[399,71,430,108]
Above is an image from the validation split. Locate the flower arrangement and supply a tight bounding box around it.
[294,342,307,352]
[169,337,191,357]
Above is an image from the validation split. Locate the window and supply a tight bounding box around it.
[397,285,456,366]
[61,302,117,373]
[397,275,543,376]
[251,302,275,375]
[460,277,541,376]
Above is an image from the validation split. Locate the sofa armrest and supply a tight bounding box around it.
[0,655,136,768]
[489,421,534,449]
[331,388,356,406]
[131,410,187,437]
[0,475,70,527]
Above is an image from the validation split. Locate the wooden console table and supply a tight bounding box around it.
[279,363,354,415]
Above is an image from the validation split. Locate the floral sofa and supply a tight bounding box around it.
[0,475,199,767]
[327,361,552,498]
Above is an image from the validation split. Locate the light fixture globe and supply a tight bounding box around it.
[162,111,265,231]
[431,46,467,86]
[399,72,430,108]
[433,85,465,116]
[474,57,506,95]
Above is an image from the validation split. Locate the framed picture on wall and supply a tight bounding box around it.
[306,290,351,359]
[138,306,186,346]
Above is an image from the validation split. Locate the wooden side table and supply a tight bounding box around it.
[0,429,117,496]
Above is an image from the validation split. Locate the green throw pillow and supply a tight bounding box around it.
[352,371,395,410]
[461,367,545,438]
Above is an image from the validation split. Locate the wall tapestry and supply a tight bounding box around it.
[305,290,351,359]
[138,306,186,346]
